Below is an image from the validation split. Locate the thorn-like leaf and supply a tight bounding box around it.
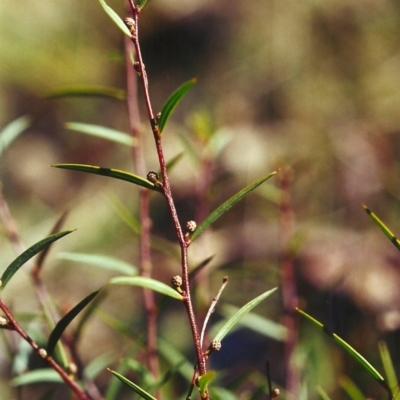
[137,0,148,9]
[0,231,73,292]
[46,290,101,356]
[363,204,400,251]
[159,78,197,133]
[109,276,183,300]
[98,0,131,37]
[108,369,158,400]
[189,172,277,243]
[296,308,388,392]
[65,122,136,147]
[338,376,365,400]
[45,86,126,100]
[212,287,278,342]
[0,115,30,156]
[53,164,160,192]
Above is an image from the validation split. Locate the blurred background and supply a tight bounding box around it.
[2,0,400,398]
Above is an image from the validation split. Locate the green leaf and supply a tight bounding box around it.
[46,290,100,356]
[219,304,288,341]
[137,0,148,9]
[198,371,216,397]
[58,252,137,276]
[98,0,131,37]
[296,308,388,392]
[316,386,332,400]
[212,287,278,342]
[338,376,366,400]
[65,122,136,147]
[53,164,159,191]
[12,369,62,386]
[108,369,158,400]
[378,341,399,397]
[0,231,73,292]
[0,115,30,156]
[109,276,183,300]
[45,85,126,100]
[363,205,400,251]
[84,352,116,381]
[159,78,197,133]
[189,172,277,243]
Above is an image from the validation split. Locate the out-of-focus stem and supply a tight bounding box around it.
[278,167,299,400]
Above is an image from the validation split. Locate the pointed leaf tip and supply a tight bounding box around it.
[0,231,74,292]
[46,289,101,356]
[189,172,276,243]
[159,78,197,133]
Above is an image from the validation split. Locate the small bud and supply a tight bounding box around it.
[210,340,221,352]
[272,388,280,398]
[133,61,140,73]
[147,171,159,183]
[124,17,135,34]
[156,112,161,121]
[38,348,48,359]
[171,275,183,288]
[186,220,197,233]
[67,362,78,375]
[0,316,8,326]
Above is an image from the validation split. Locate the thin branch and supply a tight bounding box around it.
[125,7,160,387]
[0,300,92,400]
[200,276,228,348]
[125,5,207,385]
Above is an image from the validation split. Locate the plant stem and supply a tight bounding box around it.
[127,1,207,383]
[125,14,160,387]
[0,300,91,400]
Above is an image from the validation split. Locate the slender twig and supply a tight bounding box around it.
[125,2,207,385]
[125,8,160,388]
[200,276,228,348]
[278,168,299,400]
[0,300,92,400]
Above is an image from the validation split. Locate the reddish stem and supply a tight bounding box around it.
[0,300,91,400]
[125,16,160,386]
[127,2,207,382]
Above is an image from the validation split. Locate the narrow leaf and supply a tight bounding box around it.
[338,376,367,400]
[0,115,30,156]
[0,231,73,291]
[52,164,159,192]
[159,78,197,133]
[46,86,126,100]
[212,287,278,342]
[108,369,158,400]
[190,172,277,243]
[46,290,100,356]
[98,0,131,37]
[84,352,116,380]
[109,276,183,300]
[12,369,62,386]
[137,0,148,9]
[296,308,388,391]
[316,386,332,400]
[363,205,400,251]
[198,371,216,397]
[66,122,136,147]
[378,341,399,396]
[58,252,137,276]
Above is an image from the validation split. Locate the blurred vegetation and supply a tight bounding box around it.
[2,0,400,399]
